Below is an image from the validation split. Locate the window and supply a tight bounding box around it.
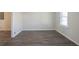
[60,12,68,26]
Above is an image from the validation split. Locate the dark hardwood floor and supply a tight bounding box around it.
[0,31,11,45]
[3,30,77,46]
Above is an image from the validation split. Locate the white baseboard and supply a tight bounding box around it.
[23,29,55,31]
[56,30,79,45]
[11,30,22,38]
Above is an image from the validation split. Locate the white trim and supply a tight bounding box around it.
[11,30,22,38]
[56,30,79,45]
[11,13,13,38]
[23,29,55,31]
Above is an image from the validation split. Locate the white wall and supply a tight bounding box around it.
[11,12,56,37]
[56,12,79,45]
[11,12,23,38]
[0,12,11,31]
[23,12,56,30]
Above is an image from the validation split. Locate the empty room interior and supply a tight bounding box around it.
[0,12,79,46]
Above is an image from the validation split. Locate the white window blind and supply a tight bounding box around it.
[60,12,68,26]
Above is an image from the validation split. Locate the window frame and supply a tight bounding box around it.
[60,12,68,27]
